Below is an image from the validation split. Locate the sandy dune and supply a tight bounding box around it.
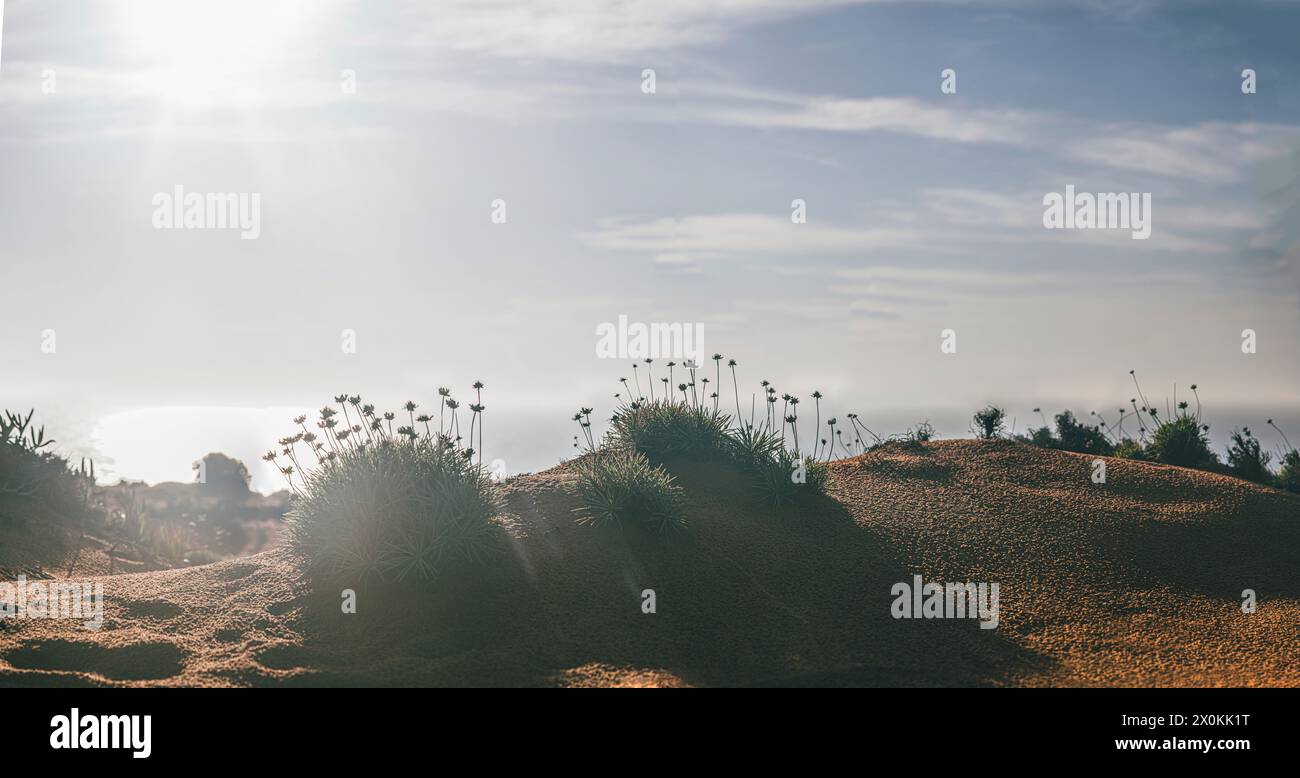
[1,440,1296,687]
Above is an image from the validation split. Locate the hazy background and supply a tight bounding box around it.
[1,0,1298,491]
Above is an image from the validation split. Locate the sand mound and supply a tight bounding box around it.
[1,440,1296,687]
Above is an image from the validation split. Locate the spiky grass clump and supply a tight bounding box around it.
[0,409,96,526]
[1017,410,1114,455]
[574,449,684,533]
[288,438,499,583]
[730,424,826,504]
[277,387,498,585]
[1276,450,1300,494]
[1053,411,1114,455]
[899,421,935,443]
[971,405,1006,439]
[753,447,828,505]
[606,401,732,462]
[1226,428,1272,484]
[1113,438,1147,460]
[1146,415,1217,469]
[728,423,783,471]
[577,357,870,507]
[1119,372,1216,469]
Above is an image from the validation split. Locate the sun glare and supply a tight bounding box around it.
[114,0,313,105]
[92,406,303,493]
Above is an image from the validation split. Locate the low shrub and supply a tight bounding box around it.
[0,409,95,526]
[281,390,499,584]
[1016,410,1112,455]
[908,421,936,442]
[1053,411,1114,456]
[731,424,827,504]
[605,401,732,463]
[582,367,834,506]
[1146,415,1217,469]
[1276,450,1300,494]
[971,406,1006,439]
[1225,428,1272,485]
[573,449,683,532]
[1113,438,1147,460]
[753,448,828,505]
[1021,426,1057,448]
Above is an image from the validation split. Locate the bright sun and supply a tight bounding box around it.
[114,0,312,105]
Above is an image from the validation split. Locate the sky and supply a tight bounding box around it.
[1,0,1298,491]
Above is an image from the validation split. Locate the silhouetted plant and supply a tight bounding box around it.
[727,359,741,422]
[1019,410,1115,456]
[1226,428,1272,484]
[193,452,253,498]
[1121,373,1217,468]
[1146,415,1217,469]
[727,423,827,504]
[582,358,838,506]
[729,423,784,471]
[1018,425,1057,448]
[607,400,732,462]
[1265,420,1300,493]
[1276,450,1300,494]
[0,409,96,527]
[573,449,683,533]
[971,405,1006,439]
[1113,438,1147,460]
[753,447,827,505]
[279,388,498,584]
[902,421,935,443]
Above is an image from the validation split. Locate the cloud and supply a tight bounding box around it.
[389,0,865,62]
[1069,122,1300,184]
[580,187,1240,269]
[701,94,1044,144]
[683,84,1300,184]
[914,187,1251,253]
[580,213,921,257]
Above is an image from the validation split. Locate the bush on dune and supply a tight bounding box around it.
[278,390,499,585]
[892,420,935,444]
[1145,415,1217,469]
[578,360,834,508]
[0,409,95,527]
[1121,374,1217,469]
[1113,438,1147,461]
[604,401,732,462]
[573,449,683,532]
[1225,428,1272,485]
[1014,375,1300,493]
[1021,424,1057,449]
[971,406,1006,440]
[1015,409,1114,456]
[1019,374,1214,466]
[754,445,828,504]
[0,409,209,568]
[730,423,827,504]
[1053,411,1114,455]
[1266,420,1300,494]
[1276,450,1300,494]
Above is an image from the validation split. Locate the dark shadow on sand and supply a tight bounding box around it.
[273,458,1053,687]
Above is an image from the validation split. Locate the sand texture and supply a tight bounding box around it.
[1,440,1296,687]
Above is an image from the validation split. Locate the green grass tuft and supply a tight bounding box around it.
[1225,428,1272,484]
[573,449,684,532]
[281,389,499,585]
[1,408,96,527]
[607,401,733,462]
[1276,450,1300,493]
[1146,415,1217,469]
[288,437,499,584]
